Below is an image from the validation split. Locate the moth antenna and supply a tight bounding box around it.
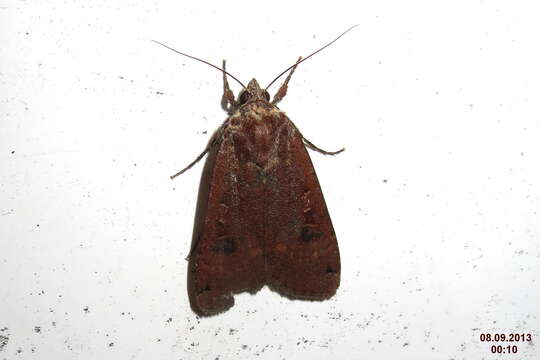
[265,24,359,90]
[152,40,247,89]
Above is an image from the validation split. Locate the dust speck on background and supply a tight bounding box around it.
[0,334,9,351]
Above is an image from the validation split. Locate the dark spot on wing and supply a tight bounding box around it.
[212,237,237,254]
[326,265,338,274]
[301,226,323,242]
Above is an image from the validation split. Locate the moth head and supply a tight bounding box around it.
[238,79,271,105]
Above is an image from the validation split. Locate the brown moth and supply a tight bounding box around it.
[154,26,356,316]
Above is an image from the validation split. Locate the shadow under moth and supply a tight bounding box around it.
[154,26,356,316]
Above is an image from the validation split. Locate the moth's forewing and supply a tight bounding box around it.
[188,129,266,316]
[264,111,340,300]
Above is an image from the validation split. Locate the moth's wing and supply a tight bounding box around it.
[265,116,340,300]
[187,131,266,316]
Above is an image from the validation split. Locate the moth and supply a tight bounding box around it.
[154,26,356,316]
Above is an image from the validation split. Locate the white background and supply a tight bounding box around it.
[1,0,539,359]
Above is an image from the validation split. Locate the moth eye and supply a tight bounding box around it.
[263,90,270,101]
[239,91,250,104]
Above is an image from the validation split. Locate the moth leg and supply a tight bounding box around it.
[271,56,302,105]
[221,60,238,114]
[303,137,345,155]
[170,147,209,179]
